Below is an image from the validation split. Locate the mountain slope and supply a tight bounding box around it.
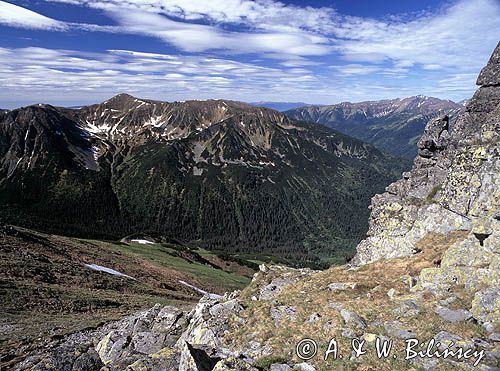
[0,97,408,266]
[285,96,463,159]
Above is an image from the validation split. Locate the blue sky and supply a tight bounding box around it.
[0,0,499,108]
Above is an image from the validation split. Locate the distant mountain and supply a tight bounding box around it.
[285,96,463,159]
[250,101,310,111]
[0,94,408,266]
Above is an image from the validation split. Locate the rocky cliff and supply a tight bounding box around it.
[352,42,499,276]
[6,44,500,371]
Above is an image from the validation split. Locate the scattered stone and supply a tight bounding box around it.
[341,328,356,339]
[384,321,416,339]
[439,296,457,306]
[435,306,473,323]
[213,356,258,370]
[433,331,472,351]
[482,322,496,333]
[327,282,357,292]
[307,313,321,323]
[270,306,297,327]
[362,333,378,343]
[471,287,500,325]
[387,288,397,300]
[407,275,418,289]
[95,304,187,366]
[323,320,335,331]
[293,362,316,371]
[259,278,298,300]
[483,349,500,366]
[488,333,500,342]
[270,364,292,371]
[393,299,420,317]
[340,309,366,330]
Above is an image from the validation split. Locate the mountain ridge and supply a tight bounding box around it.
[285,95,463,159]
[0,95,408,266]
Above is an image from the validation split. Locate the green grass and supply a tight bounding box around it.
[91,240,251,291]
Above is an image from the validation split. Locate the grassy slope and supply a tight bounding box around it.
[0,225,252,366]
[223,231,493,370]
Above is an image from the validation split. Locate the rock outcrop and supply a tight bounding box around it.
[353,42,500,273]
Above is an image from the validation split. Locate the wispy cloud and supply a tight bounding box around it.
[0,46,326,106]
[1,0,499,105]
[107,9,332,57]
[330,64,382,76]
[0,1,66,30]
[45,0,338,33]
[333,0,500,73]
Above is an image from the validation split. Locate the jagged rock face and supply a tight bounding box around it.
[352,42,500,297]
[285,96,463,159]
[0,95,407,265]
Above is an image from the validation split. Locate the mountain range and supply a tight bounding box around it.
[0,95,408,267]
[285,95,463,159]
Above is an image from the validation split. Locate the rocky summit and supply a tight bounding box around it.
[7,44,499,371]
[0,96,407,267]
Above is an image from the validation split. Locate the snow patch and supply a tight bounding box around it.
[85,263,135,280]
[179,280,222,299]
[131,239,154,245]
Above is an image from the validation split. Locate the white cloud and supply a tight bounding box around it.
[333,0,500,72]
[46,0,337,33]
[330,64,382,76]
[0,1,66,30]
[103,8,332,57]
[1,0,499,105]
[40,0,500,72]
[0,46,325,106]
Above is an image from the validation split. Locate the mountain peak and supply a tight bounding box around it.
[102,93,145,107]
[107,93,137,101]
[477,41,500,87]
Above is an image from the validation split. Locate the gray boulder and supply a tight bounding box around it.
[435,306,473,323]
[384,321,416,339]
[340,309,366,329]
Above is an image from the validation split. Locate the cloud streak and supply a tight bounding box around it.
[333,0,500,72]
[0,0,499,105]
[107,9,332,57]
[0,1,66,30]
[0,46,327,106]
